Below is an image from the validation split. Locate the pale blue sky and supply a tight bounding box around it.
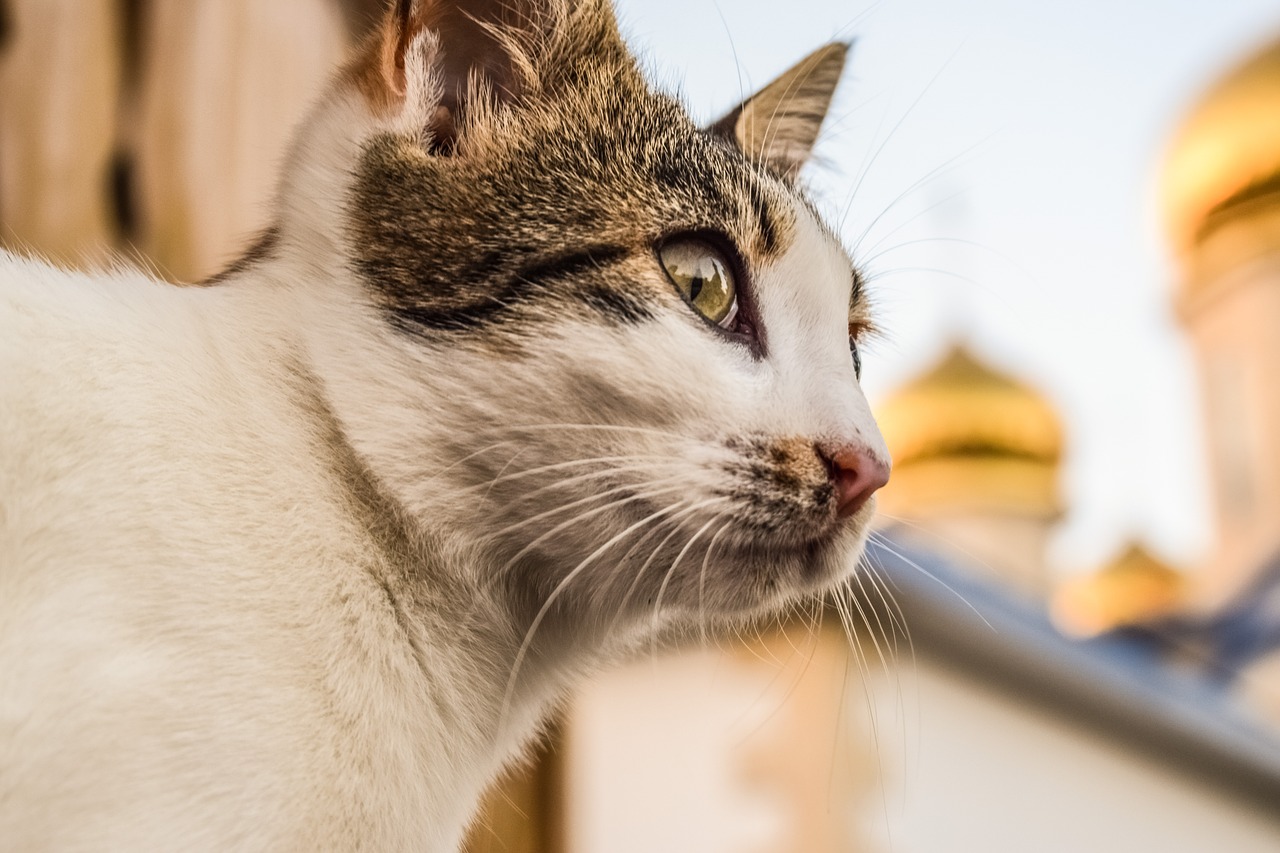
[614,0,1280,574]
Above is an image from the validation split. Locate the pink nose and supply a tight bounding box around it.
[821,444,891,520]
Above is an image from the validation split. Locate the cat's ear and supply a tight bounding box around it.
[709,42,849,180]
[349,0,554,151]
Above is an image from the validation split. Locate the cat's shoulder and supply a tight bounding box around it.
[2,246,168,302]
[1,249,211,370]
[0,249,304,539]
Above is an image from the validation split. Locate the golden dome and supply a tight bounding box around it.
[1051,544,1186,637]
[874,347,1063,517]
[1163,33,1280,259]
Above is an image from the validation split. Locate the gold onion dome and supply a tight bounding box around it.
[874,347,1063,518]
[1051,544,1186,637]
[1163,33,1280,270]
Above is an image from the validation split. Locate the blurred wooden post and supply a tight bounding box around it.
[0,0,122,266]
[736,623,879,853]
[560,623,879,853]
[133,0,346,281]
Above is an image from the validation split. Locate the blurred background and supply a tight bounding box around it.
[4,0,1280,850]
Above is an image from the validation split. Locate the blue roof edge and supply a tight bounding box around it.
[859,536,1280,820]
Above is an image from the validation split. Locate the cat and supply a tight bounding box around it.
[0,0,890,850]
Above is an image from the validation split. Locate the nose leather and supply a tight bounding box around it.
[821,444,890,519]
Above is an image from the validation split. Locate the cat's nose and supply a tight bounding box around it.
[820,444,891,520]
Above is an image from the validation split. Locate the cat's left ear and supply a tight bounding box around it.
[709,42,849,180]
[349,0,558,151]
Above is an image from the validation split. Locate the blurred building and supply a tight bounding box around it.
[907,31,1280,728]
[1131,30,1280,726]
[874,346,1063,597]
[1164,33,1280,612]
[1053,543,1185,637]
[1053,32,1280,728]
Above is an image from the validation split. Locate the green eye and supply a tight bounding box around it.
[658,239,738,328]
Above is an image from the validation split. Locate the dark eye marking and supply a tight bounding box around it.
[580,285,655,324]
[516,244,631,287]
[386,244,639,334]
[519,245,657,325]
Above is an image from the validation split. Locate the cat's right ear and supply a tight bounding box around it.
[709,42,849,181]
[346,0,551,152]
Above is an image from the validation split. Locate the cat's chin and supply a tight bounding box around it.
[752,519,870,592]
[668,505,877,621]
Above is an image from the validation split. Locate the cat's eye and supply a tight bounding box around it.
[850,337,863,380]
[658,239,738,328]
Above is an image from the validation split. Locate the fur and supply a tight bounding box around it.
[0,1,889,850]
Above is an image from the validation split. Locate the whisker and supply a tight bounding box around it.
[860,548,916,662]
[841,46,963,238]
[649,514,724,663]
[859,552,918,795]
[844,565,895,682]
[610,498,731,629]
[838,569,899,836]
[847,550,906,665]
[480,446,530,503]
[497,497,697,731]
[875,511,1013,583]
[422,439,521,486]
[849,133,991,257]
[460,453,672,498]
[477,460,674,512]
[484,477,691,548]
[868,533,993,630]
[864,265,987,290]
[697,518,737,650]
[862,232,984,270]
[478,422,691,443]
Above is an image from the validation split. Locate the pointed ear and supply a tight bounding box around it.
[349,0,555,151]
[709,42,849,180]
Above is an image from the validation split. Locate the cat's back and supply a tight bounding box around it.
[0,248,350,628]
[0,252,429,849]
[1,250,239,576]
[1,250,216,451]
[1,248,219,408]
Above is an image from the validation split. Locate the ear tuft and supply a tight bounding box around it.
[710,42,849,180]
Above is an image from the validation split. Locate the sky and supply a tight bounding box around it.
[612,0,1280,575]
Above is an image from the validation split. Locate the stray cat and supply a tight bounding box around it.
[0,0,890,849]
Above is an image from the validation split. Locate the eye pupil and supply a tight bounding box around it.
[850,338,862,379]
[689,276,704,301]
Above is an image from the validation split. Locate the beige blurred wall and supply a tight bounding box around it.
[0,0,352,280]
[0,0,122,265]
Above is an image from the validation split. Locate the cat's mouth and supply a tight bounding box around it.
[616,489,871,586]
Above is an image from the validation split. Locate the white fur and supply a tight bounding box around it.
[2,254,474,850]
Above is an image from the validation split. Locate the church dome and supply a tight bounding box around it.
[1052,544,1185,637]
[874,347,1063,517]
[1163,33,1280,261]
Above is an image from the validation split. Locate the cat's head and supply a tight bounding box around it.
[278,0,889,647]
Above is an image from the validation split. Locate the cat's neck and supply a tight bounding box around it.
[298,374,573,846]
[154,257,572,845]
